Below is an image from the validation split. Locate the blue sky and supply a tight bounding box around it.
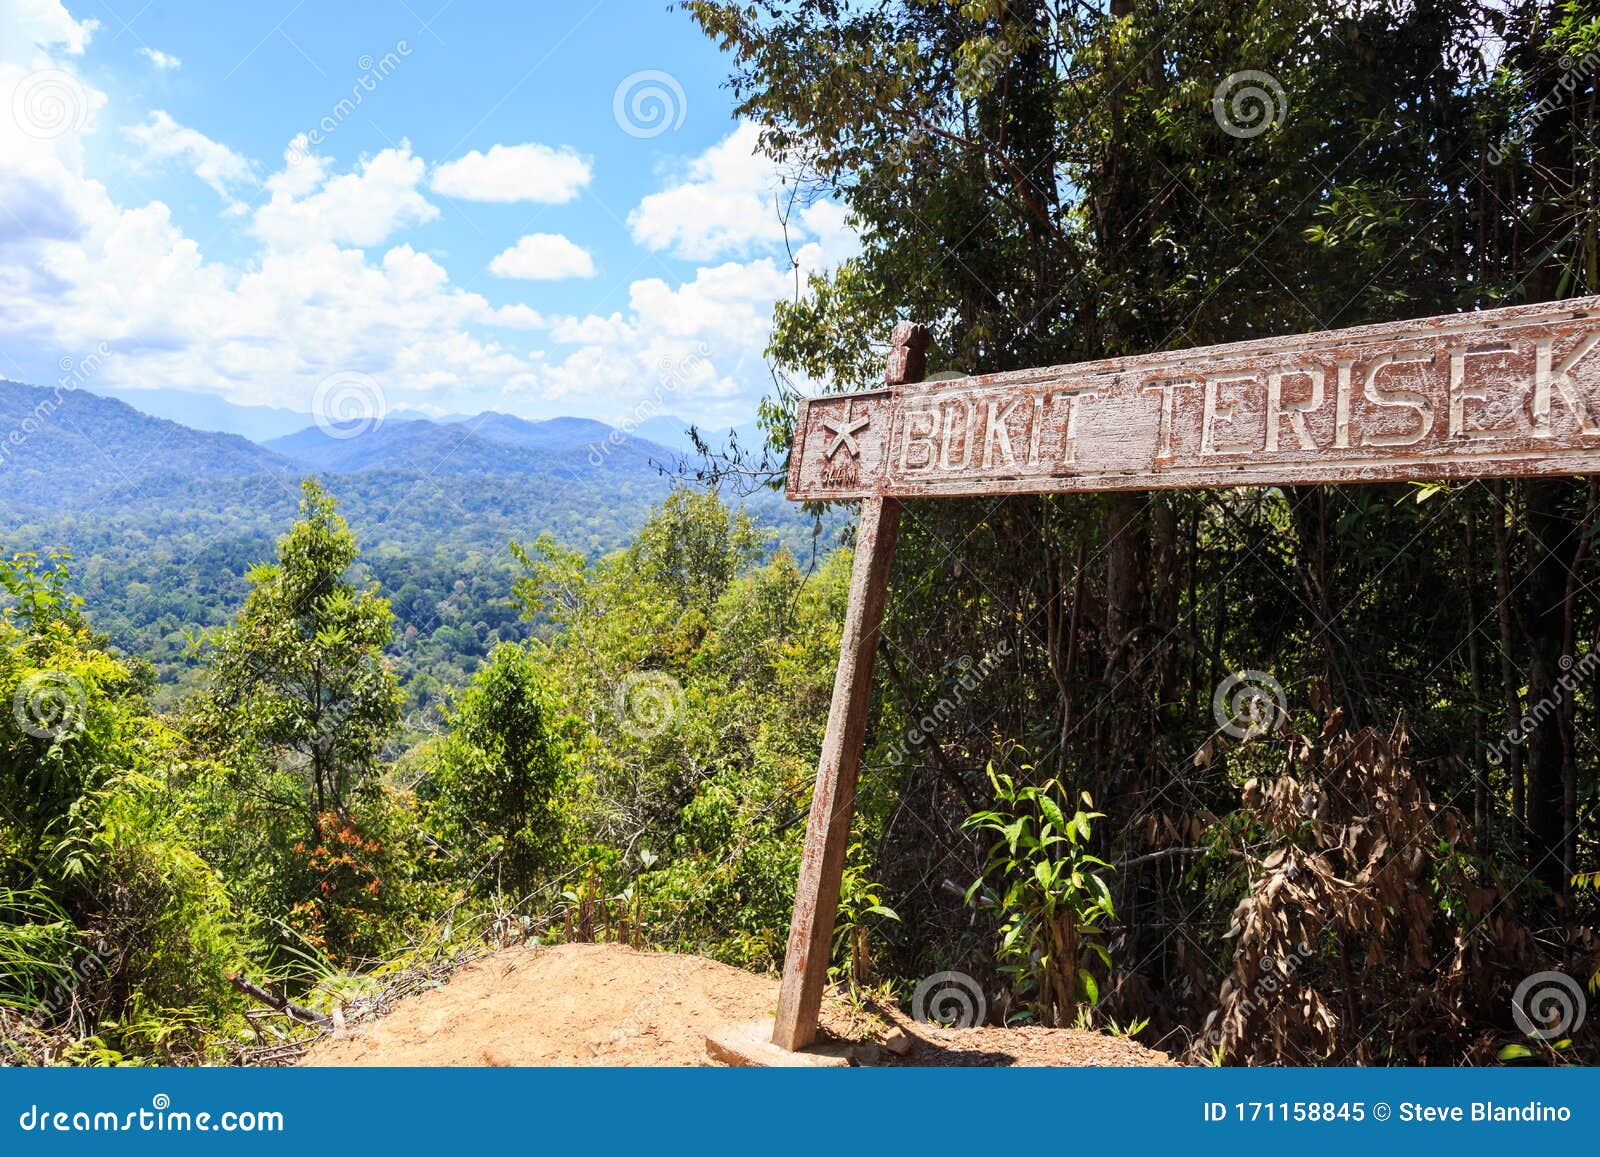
[0,1,854,427]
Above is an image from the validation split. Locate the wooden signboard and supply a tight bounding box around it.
[789,296,1600,501]
[767,296,1600,1054]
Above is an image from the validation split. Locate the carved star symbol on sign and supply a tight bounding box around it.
[821,413,870,459]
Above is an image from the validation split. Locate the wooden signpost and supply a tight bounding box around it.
[766,294,1600,1054]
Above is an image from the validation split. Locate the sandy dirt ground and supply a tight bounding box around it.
[306,942,1173,1067]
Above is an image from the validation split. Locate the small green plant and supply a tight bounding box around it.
[830,844,899,991]
[964,761,1114,1027]
[1075,1006,1150,1039]
[1575,871,1599,999]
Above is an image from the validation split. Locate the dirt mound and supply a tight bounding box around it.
[306,943,1172,1067]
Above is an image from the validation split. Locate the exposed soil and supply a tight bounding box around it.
[305,943,1173,1067]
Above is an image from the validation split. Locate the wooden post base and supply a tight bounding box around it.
[706,1019,853,1067]
[770,495,902,1051]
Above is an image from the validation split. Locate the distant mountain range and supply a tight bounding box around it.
[0,379,822,706]
[90,383,762,457]
[0,380,757,516]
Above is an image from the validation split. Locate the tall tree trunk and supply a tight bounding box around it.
[1463,500,1489,843]
[1288,486,1363,724]
[1491,481,1526,849]
[1511,0,1587,891]
[1103,491,1151,781]
[1521,479,1575,890]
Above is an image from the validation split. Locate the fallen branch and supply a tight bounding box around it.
[228,974,332,1028]
[1115,847,1211,870]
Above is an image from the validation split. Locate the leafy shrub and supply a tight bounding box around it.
[429,642,573,899]
[965,761,1115,1027]
[1,552,248,1063]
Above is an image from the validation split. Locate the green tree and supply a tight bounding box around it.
[508,490,851,969]
[189,480,401,962]
[432,642,571,898]
[1,552,246,1063]
[625,487,767,610]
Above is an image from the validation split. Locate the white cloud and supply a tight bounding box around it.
[2,0,98,59]
[628,120,791,260]
[252,141,438,250]
[1,187,542,413]
[522,161,860,424]
[528,256,797,422]
[125,110,253,209]
[138,46,181,71]
[486,303,546,330]
[0,5,108,256]
[266,134,328,198]
[795,199,855,266]
[0,62,535,419]
[488,233,596,281]
[430,142,591,204]
[0,35,854,428]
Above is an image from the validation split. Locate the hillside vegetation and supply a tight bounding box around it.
[0,381,825,710]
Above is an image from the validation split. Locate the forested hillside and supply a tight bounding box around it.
[0,381,825,709]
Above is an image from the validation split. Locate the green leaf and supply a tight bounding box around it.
[1003,817,1026,853]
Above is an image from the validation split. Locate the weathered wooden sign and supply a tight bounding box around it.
[761,296,1600,1060]
[787,296,1600,501]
